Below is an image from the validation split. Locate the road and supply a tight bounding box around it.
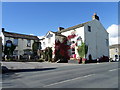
[2,62,119,88]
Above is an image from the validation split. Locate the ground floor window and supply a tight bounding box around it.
[13,50,18,55]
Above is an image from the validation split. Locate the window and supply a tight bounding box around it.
[27,40,31,47]
[72,48,75,54]
[38,42,41,49]
[48,38,51,44]
[43,42,45,47]
[6,40,12,47]
[13,39,18,46]
[115,48,118,53]
[6,43,11,47]
[106,39,109,46]
[46,33,53,38]
[13,50,18,55]
[88,26,91,32]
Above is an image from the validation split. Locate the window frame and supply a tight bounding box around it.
[88,26,91,32]
[27,39,31,47]
[13,38,18,46]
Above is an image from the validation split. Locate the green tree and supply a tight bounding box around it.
[32,42,41,56]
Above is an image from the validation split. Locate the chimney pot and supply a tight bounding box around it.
[2,28,5,32]
[58,27,64,31]
[92,13,99,21]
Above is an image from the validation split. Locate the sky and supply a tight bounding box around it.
[2,2,118,45]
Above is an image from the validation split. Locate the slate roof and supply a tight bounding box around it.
[58,21,91,33]
[2,31,39,40]
[50,31,66,37]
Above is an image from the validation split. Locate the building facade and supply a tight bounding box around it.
[40,13,109,60]
[1,28,40,56]
[109,44,120,61]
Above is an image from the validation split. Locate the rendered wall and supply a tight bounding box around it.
[84,20,109,60]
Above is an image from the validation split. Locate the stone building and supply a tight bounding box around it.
[1,28,40,56]
[109,44,120,61]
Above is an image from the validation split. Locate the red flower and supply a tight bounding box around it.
[67,34,76,40]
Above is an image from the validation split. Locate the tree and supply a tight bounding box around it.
[44,47,53,62]
[32,42,41,56]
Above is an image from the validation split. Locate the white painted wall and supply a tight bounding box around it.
[84,20,109,60]
[38,20,109,60]
[1,32,5,45]
[40,31,55,58]
[61,26,85,59]
[40,31,55,50]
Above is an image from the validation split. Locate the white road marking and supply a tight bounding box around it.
[109,68,120,72]
[43,74,95,87]
[109,69,118,72]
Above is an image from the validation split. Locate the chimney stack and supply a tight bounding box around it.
[92,13,99,21]
[2,28,5,32]
[58,27,64,31]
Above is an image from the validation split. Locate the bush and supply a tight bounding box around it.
[37,59,44,62]
[98,56,109,62]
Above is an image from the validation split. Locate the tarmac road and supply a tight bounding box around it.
[2,62,119,88]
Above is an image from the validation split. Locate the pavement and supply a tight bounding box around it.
[1,61,77,73]
[1,62,119,88]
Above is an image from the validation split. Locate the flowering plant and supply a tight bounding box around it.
[54,38,70,62]
[67,34,76,40]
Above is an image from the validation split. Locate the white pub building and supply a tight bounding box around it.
[40,13,109,60]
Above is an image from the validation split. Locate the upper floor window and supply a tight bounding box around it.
[46,33,53,38]
[43,42,45,47]
[48,38,51,44]
[27,40,31,47]
[6,40,12,47]
[115,48,118,53]
[106,39,109,46]
[88,26,91,32]
[13,39,18,46]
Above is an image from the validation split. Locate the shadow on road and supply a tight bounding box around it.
[2,66,57,73]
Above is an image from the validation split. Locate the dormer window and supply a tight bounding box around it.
[88,26,91,32]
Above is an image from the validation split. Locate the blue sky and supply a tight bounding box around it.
[2,2,118,36]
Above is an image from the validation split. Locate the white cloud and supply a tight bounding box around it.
[107,24,119,45]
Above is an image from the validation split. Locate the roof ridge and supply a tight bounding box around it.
[3,31,38,37]
[3,31,39,40]
[58,21,91,33]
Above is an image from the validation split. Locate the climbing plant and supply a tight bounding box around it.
[32,42,41,55]
[77,42,88,58]
[4,42,16,55]
[45,47,52,62]
[54,38,70,62]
